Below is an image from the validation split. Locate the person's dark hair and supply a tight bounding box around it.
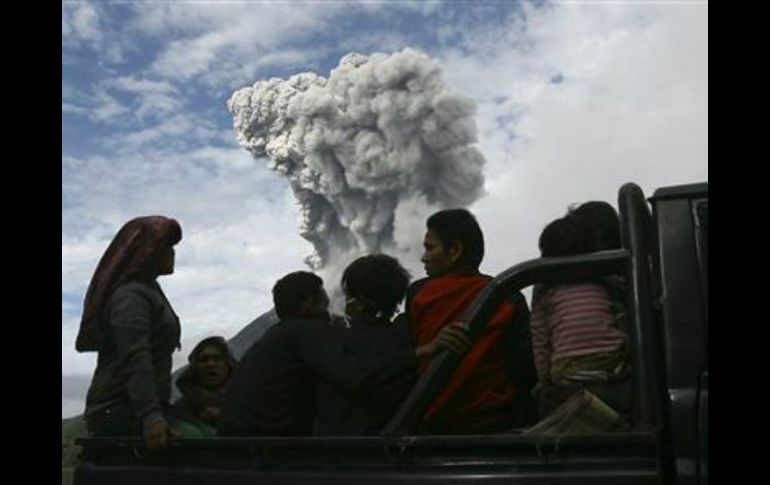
[188,336,237,366]
[272,271,324,320]
[426,209,484,270]
[570,201,621,250]
[539,215,598,257]
[342,254,410,318]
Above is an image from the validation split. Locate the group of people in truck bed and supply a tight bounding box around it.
[74,203,631,449]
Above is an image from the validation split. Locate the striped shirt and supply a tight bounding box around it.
[530,283,627,383]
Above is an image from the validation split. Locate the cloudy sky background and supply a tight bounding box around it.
[62,0,708,418]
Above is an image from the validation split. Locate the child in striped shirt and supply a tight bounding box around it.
[531,212,630,419]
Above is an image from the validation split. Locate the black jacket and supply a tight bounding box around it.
[217,316,416,437]
[314,315,416,435]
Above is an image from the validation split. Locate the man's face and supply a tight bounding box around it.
[302,286,330,318]
[194,345,229,391]
[421,229,458,277]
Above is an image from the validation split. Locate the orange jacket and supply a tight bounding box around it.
[408,273,522,434]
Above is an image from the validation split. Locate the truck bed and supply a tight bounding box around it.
[76,432,661,484]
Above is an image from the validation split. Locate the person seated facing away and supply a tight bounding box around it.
[569,200,627,328]
[314,254,418,436]
[532,200,626,320]
[530,215,631,420]
[218,271,467,437]
[217,272,330,437]
[407,209,537,434]
[172,336,237,437]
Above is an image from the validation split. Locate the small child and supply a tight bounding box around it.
[571,200,627,327]
[530,213,630,419]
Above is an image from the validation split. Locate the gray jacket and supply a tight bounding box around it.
[84,280,181,427]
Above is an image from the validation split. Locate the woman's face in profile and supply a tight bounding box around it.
[154,245,175,276]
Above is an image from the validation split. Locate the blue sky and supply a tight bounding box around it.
[62,0,708,418]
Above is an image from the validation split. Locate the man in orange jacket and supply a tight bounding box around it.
[407,209,537,434]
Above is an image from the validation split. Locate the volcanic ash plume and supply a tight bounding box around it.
[228,48,486,270]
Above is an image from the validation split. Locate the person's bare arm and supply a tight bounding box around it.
[415,322,471,362]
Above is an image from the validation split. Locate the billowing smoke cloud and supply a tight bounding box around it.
[228,48,486,278]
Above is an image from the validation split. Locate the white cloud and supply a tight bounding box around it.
[107,76,182,120]
[128,2,242,37]
[334,30,418,57]
[126,2,347,87]
[64,75,183,126]
[62,103,87,116]
[91,91,131,123]
[64,76,188,128]
[62,1,126,63]
[105,113,220,149]
[435,2,708,275]
[62,1,103,45]
[254,49,318,69]
[154,33,225,79]
[62,317,97,377]
[62,82,91,115]
[61,83,132,125]
[63,145,280,234]
[188,146,256,171]
[62,236,107,298]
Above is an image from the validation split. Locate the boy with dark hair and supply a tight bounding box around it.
[342,254,410,320]
[315,254,419,435]
[424,209,485,273]
[217,271,331,436]
[218,270,468,437]
[272,271,329,320]
[407,209,537,434]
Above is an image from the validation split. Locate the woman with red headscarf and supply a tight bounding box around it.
[76,215,183,450]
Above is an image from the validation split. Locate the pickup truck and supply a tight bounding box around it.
[74,181,708,485]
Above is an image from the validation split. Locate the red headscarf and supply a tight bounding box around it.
[75,216,182,352]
